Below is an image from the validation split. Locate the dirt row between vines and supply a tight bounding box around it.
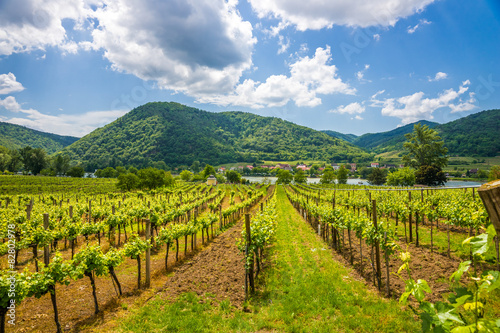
[10,188,260,333]
[291,202,467,304]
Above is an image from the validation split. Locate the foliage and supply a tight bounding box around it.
[19,146,48,175]
[402,124,448,169]
[123,234,150,259]
[117,173,140,191]
[0,122,77,154]
[488,165,500,181]
[320,169,336,184]
[225,170,241,183]
[180,170,193,181]
[59,102,372,169]
[66,166,85,177]
[293,169,307,184]
[415,165,447,186]
[386,167,416,186]
[201,164,216,178]
[396,227,500,332]
[367,168,387,185]
[276,169,293,184]
[337,165,348,184]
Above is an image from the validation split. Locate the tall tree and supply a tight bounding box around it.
[293,169,307,184]
[337,165,349,184]
[20,146,48,175]
[402,124,448,186]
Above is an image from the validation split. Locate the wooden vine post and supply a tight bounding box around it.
[145,219,151,288]
[372,200,381,291]
[478,180,500,270]
[245,213,255,296]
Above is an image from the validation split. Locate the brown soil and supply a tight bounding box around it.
[7,186,271,333]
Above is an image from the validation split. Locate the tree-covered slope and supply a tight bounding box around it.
[0,122,78,154]
[343,109,499,157]
[436,109,499,157]
[321,130,358,143]
[60,102,372,168]
[352,120,439,152]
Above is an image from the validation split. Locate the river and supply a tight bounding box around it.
[244,176,484,187]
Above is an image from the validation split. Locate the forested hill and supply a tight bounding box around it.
[436,109,500,157]
[320,130,358,143]
[0,122,78,154]
[348,120,439,153]
[60,102,372,168]
[323,109,499,157]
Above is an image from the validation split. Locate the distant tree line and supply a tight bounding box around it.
[0,145,85,177]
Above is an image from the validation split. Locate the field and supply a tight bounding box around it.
[1,176,499,332]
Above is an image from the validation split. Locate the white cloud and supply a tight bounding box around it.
[373,34,381,41]
[353,115,364,120]
[90,0,256,97]
[407,19,431,34]
[248,0,436,30]
[0,96,23,111]
[356,64,371,82]
[428,72,448,82]
[330,102,365,115]
[0,0,91,55]
[198,46,355,108]
[277,35,290,54]
[373,81,476,124]
[0,73,25,94]
[0,96,128,137]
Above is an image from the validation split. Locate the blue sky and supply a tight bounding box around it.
[0,0,499,137]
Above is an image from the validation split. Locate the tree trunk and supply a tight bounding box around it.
[86,272,99,314]
[109,266,122,295]
[49,286,63,333]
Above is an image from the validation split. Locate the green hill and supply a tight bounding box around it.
[0,122,79,154]
[60,102,372,169]
[344,110,499,157]
[351,120,439,153]
[321,130,358,143]
[435,109,500,157]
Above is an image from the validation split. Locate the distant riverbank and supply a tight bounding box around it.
[245,176,484,187]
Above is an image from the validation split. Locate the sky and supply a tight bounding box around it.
[0,0,499,138]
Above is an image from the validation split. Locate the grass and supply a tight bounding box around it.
[118,186,419,332]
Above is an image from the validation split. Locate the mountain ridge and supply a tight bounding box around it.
[0,122,79,154]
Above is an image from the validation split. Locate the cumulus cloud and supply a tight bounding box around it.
[0,73,25,94]
[330,102,365,115]
[0,0,91,55]
[428,72,448,82]
[356,64,371,82]
[372,81,476,124]
[248,0,436,30]
[90,0,256,97]
[198,46,355,108]
[407,18,431,34]
[0,96,128,137]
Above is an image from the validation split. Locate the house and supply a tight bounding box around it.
[246,165,254,170]
[350,163,357,172]
[371,163,379,168]
[218,167,226,173]
[385,164,397,169]
[276,163,292,171]
[469,169,478,174]
[296,164,308,171]
[206,175,217,186]
[331,163,340,170]
[261,165,270,169]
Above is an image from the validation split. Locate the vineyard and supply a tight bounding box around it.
[0,176,499,332]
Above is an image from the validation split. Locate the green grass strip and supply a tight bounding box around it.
[119,185,419,332]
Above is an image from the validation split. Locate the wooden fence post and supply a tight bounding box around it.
[43,213,50,266]
[145,219,151,288]
[245,214,254,294]
[372,200,381,290]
